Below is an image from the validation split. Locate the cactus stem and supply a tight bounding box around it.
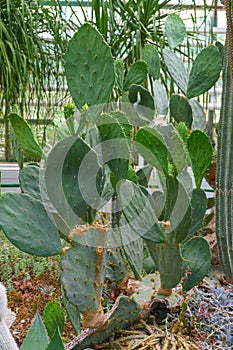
[157,285,172,296]
[82,307,105,329]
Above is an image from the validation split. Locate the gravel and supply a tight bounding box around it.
[187,284,233,349]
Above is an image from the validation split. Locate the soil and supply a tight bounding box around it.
[7,272,75,347]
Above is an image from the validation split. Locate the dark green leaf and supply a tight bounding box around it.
[44,302,65,338]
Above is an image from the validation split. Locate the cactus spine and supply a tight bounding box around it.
[216,0,233,282]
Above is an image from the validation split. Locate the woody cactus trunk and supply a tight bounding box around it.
[216,0,233,282]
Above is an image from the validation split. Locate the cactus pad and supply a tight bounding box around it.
[128,84,155,122]
[105,230,128,282]
[153,80,169,115]
[147,241,183,291]
[123,60,148,91]
[136,165,153,188]
[120,217,143,279]
[66,296,141,350]
[165,176,191,243]
[115,59,124,91]
[61,227,107,315]
[186,188,207,240]
[19,165,51,211]
[163,49,188,94]
[182,237,212,291]
[117,180,166,243]
[142,44,160,79]
[135,127,169,177]
[189,99,206,130]
[19,165,42,200]
[170,94,193,129]
[165,14,186,49]
[45,136,104,225]
[7,112,44,160]
[65,23,115,110]
[62,137,104,223]
[187,45,222,98]
[97,113,130,180]
[187,130,213,188]
[0,193,61,256]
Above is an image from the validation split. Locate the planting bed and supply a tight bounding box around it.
[1,209,232,349]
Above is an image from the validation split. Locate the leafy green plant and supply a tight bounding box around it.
[0,230,59,287]
[21,305,66,350]
[0,0,76,160]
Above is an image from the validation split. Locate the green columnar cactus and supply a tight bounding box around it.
[0,283,19,350]
[117,125,213,296]
[216,0,233,281]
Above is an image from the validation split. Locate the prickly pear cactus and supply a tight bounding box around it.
[123,60,148,91]
[0,283,19,350]
[19,165,43,200]
[66,296,141,350]
[61,225,107,328]
[189,99,206,131]
[182,237,212,291]
[187,130,213,188]
[142,44,160,80]
[162,48,188,94]
[97,113,130,180]
[169,94,193,128]
[45,135,105,225]
[165,13,186,49]
[117,125,212,296]
[65,23,115,111]
[0,192,61,256]
[186,45,222,98]
[163,45,222,99]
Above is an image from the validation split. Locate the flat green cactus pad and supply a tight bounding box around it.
[0,193,61,256]
[65,23,115,111]
[61,227,107,315]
